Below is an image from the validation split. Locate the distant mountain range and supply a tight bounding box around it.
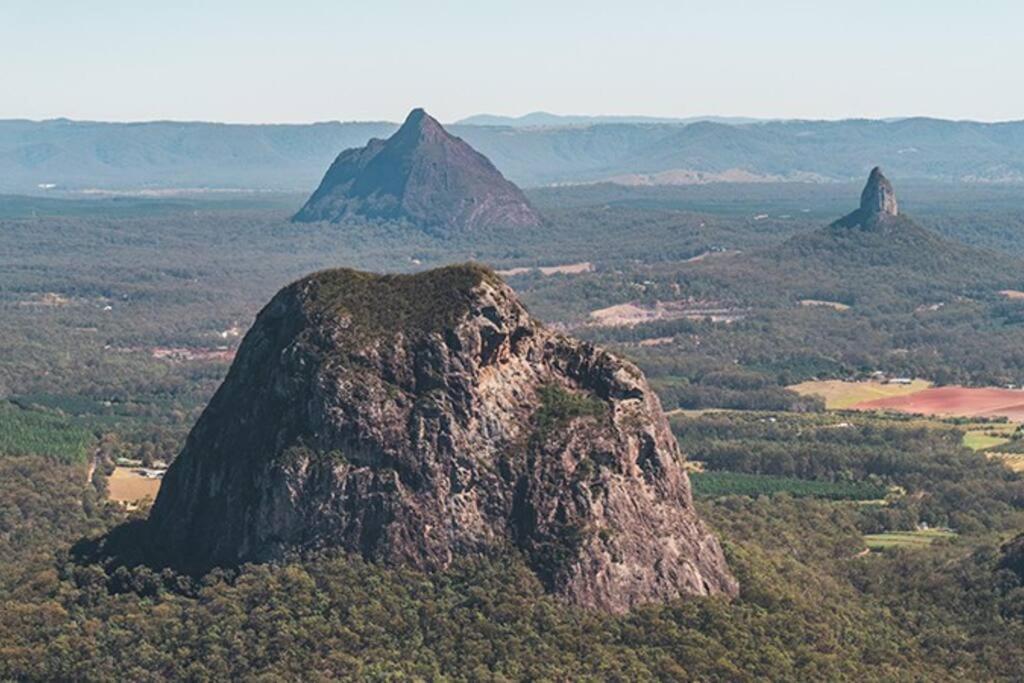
[3,116,1024,193]
[454,112,762,127]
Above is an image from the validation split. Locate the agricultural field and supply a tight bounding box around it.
[789,379,932,410]
[863,529,957,550]
[106,466,162,504]
[791,380,1024,424]
[0,401,94,463]
[963,423,1017,451]
[690,471,888,501]
[856,386,1024,421]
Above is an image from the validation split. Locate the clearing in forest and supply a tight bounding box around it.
[864,529,956,550]
[107,466,162,504]
[789,379,932,410]
[496,262,593,277]
[589,300,743,327]
[962,425,1016,451]
[799,299,850,311]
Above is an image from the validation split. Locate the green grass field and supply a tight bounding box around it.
[963,431,1013,451]
[863,529,957,550]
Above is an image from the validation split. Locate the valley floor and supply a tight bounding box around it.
[3,184,1024,678]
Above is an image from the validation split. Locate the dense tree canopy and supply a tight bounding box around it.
[4,184,1024,679]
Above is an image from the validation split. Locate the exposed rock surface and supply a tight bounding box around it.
[147,264,737,612]
[833,166,900,228]
[762,167,1023,295]
[293,109,542,232]
[860,166,898,217]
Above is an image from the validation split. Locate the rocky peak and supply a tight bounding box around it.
[385,108,448,150]
[860,167,899,217]
[832,166,902,228]
[404,106,429,125]
[143,264,737,613]
[293,108,542,232]
[401,107,442,133]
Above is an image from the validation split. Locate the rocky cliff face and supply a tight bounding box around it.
[293,109,542,232]
[147,264,736,612]
[833,166,900,228]
[860,166,899,217]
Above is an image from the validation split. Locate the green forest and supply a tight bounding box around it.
[690,471,888,501]
[3,183,1024,679]
[3,406,1024,679]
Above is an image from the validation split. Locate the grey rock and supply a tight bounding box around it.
[860,166,898,217]
[293,109,543,233]
[147,264,737,613]
[833,166,901,228]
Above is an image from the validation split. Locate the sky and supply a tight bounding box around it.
[1,0,1021,124]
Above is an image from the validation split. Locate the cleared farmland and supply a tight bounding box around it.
[856,386,1024,422]
[107,466,162,504]
[963,427,1015,451]
[864,529,957,550]
[792,380,1024,423]
[789,379,932,410]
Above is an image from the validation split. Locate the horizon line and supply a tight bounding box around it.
[3,112,1024,127]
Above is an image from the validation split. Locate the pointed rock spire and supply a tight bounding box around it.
[397,107,444,137]
[860,167,898,217]
[830,167,903,229]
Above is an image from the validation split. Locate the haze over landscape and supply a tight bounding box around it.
[3,2,1024,681]
[4,1,1023,123]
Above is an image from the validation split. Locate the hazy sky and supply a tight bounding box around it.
[2,0,1021,124]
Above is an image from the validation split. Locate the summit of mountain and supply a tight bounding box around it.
[120,263,736,613]
[831,166,900,229]
[292,109,542,232]
[684,168,1024,306]
[776,167,993,276]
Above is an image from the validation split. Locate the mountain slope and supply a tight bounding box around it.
[138,264,736,612]
[688,168,1024,306]
[772,168,1011,281]
[293,109,542,232]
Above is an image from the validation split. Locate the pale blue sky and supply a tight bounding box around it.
[2,0,1021,123]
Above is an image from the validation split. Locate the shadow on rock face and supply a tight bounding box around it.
[80,264,738,613]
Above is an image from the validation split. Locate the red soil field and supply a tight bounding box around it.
[854,386,1024,422]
